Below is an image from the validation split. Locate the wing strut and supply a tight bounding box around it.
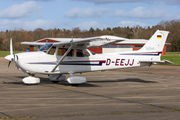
[51,44,74,72]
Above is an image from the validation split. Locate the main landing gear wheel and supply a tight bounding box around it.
[71,84,79,86]
[67,72,86,86]
[51,81,59,83]
[49,74,66,83]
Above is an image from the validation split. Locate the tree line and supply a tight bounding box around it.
[0,20,180,51]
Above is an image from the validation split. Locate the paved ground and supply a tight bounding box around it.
[0,59,180,120]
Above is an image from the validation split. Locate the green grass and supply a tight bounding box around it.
[0,51,25,57]
[166,52,180,55]
[161,52,180,66]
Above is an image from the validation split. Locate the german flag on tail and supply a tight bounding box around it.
[157,35,162,39]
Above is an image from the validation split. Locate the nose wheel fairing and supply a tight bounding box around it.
[22,76,40,84]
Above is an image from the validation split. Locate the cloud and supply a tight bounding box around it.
[11,0,54,1]
[64,7,109,18]
[71,0,180,5]
[0,1,43,19]
[0,19,68,31]
[110,6,174,20]
[31,0,54,1]
[71,0,143,4]
[75,21,107,30]
[165,0,180,5]
[118,21,150,27]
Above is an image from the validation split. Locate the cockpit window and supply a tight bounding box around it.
[76,49,90,57]
[89,50,96,55]
[57,48,74,57]
[39,43,53,52]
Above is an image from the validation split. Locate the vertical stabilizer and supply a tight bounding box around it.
[138,30,169,52]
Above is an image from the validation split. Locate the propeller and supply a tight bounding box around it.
[5,37,14,71]
[6,61,11,71]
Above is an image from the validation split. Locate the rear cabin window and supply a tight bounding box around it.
[76,49,90,57]
[57,48,74,57]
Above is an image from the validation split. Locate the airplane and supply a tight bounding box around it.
[4,30,173,85]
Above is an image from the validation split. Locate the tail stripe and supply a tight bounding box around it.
[119,52,162,56]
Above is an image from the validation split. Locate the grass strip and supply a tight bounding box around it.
[0,51,25,57]
[161,55,180,66]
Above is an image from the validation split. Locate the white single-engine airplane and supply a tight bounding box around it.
[5,30,172,85]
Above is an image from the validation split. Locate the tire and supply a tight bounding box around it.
[51,81,59,83]
[71,84,79,86]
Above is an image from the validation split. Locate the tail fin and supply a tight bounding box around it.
[138,30,169,52]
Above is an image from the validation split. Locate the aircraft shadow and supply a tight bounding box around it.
[40,78,100,87]
[2,81,24,85]
[5,77,157,87]
[88,78,158,83]
[5,76,100,87]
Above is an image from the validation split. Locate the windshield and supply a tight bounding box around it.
[89,50,96,55]
[39,43,53,52]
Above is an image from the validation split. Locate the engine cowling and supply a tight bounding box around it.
[67,76,86,84]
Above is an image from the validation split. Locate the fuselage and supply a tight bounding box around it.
[13,49,160,75]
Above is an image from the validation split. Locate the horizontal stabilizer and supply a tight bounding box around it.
[139,60,173,64]
[155,60,173,64]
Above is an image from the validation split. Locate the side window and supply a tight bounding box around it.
[57,48,66,56]
[48,46,56,55]
[57,48,74,57]
[76,49,90,57]
[67,49,74,57]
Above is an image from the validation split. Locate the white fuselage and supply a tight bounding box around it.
[14,49,160,75]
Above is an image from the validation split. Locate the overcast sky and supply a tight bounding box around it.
[0,0,180,31]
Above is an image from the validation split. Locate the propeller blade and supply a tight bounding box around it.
[5,37,14,72]
[10,37,13,55]
[6,61,11,72]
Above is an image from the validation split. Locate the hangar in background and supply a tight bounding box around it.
[27,38,171,55]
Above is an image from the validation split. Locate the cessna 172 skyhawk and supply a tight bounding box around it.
[5,30,172,85]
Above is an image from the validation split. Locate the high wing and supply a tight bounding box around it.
[53,35,128,48]
[21,42,46,46]
[21,35,128,49]
[21,42,46,51]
